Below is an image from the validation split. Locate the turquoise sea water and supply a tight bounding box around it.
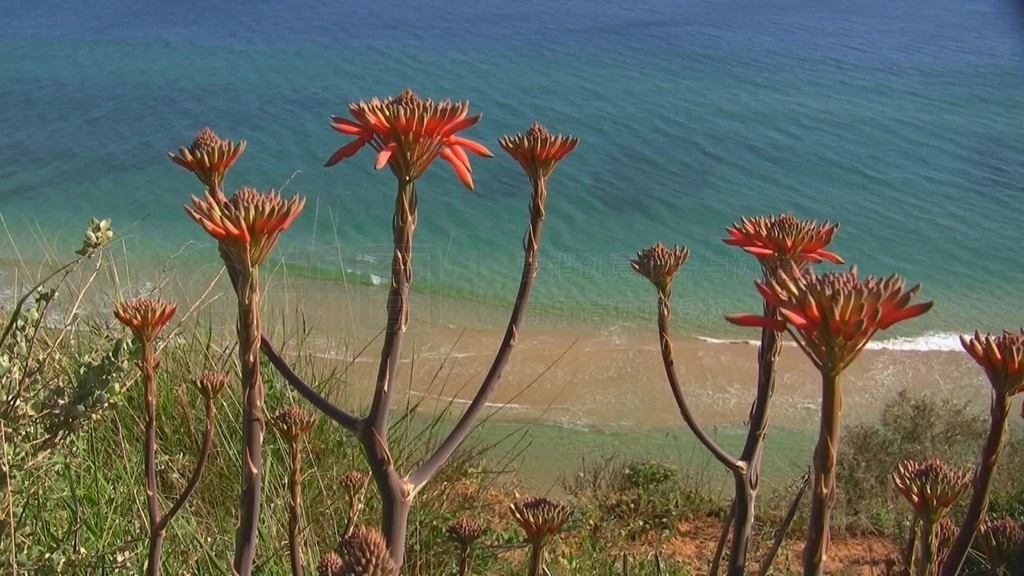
[1,0,1023,347]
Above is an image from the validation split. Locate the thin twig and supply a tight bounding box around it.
[156,398,215,532]
[0,422,16,575]
[757,468,810,576]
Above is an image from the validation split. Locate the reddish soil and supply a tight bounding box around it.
[446,479,900,575]
[621,517,898,576]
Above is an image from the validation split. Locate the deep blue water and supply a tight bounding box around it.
[1,0,1023,346]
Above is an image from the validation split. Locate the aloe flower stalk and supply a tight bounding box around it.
[406,122,577,491]
[114,298,175,576]
[168,127,245,200]
[259,98,575,568]
[157,370,225,528]
[709,214,843,576]
[940,329,1024,576]
[340,471,369,540]
[325,89,493,566]
[631,242,743,472]
[727,265,932,576]
[184,186,304,575]
[270,405,318,576]
[892,459,970,576]
[446,518,485,576]
[510,497,571,576]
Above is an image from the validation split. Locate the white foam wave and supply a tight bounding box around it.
[697,332,963,352]
[865,332,962,352]
[407,391,531,410]
[697,336,760,346]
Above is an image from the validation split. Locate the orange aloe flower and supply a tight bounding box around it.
[168,127,246,194]
[325,88,493,190]
[630,242,690,296]
[723,214,843,271]
[184,187,305,268]
[726,265,933,373]
[960,329,1024,397]
[114,297,177,345]
[498,122,578,183]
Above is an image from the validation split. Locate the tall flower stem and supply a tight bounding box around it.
[656,291,738,469]
[940,392,1011,576]
[409,177,547,487]
[233,266,264,575]
[803,370,842,576]
[528,544,546,576]
[269,406,315,576]
[708,503,734,576]
[725,303,783,576]
[903,519,920,576]
[157,396,215,532]
[141,340,162,576]
[757,469,810,576]
[116,299,195,576]
[360,178,417,566]
[287,440,303,576]
[917,519,937,576]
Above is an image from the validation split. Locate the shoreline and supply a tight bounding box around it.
[0,253,1005,432]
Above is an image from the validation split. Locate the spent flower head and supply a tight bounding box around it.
[269,404,316,441]
[509,496,571,546]
[341,470,368,495]
[630,243,690,297]
[335,525,398,576]
[192,371,229,400]
[891,458,970,523]
[978,517,1024,571]
[723,214,842,274]
[317,551,343,576]
[168,127,246,193]
[446,518,485,547]
[326,88,492,189]
[185,186,305,269]
[76,217,114,257]
[935,516,957,564]
[113,298,177,346]
[727,265,933,374]
[498,122,578,184]
[960,329,1024,397]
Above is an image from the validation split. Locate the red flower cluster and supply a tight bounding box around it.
[727,265,933,372]
[185,187,305,268]
[723,214,842,272]
[326,88,492,189]
[960,329,1024,397]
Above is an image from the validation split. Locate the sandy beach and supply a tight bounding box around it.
[3,256,1006,490]
[177,268,998,432]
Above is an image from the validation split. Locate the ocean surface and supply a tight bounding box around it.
[1,0,1023,350]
